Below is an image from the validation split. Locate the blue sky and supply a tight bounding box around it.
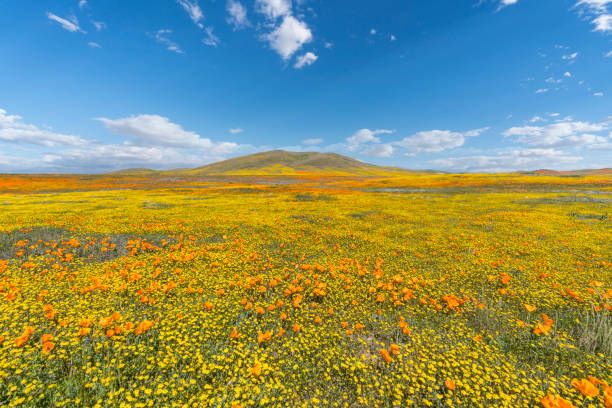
[1,0,611,173]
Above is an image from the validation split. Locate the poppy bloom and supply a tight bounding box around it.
[257,330,272,343]
[524,304,536,312]
[389,344,400,355]
[41,333,53,343]
[540,394,577,408]
[380,348,392,363]
[230,328,239,339]
[251,362,262,377]
[78,327,91,337]
[42,341,55,354]
[445,379,456,391]
[533,323,552,335]
[571,378,599,397]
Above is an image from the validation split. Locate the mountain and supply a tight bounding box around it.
[184,150,410,176]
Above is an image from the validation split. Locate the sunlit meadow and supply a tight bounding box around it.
[0,173,610,408]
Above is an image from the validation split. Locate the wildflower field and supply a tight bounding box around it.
[0,173,610,408]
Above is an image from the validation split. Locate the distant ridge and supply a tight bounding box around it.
[103,152,612,176]
[184,150,413,176]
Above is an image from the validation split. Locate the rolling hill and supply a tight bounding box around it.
[182,150,412,176]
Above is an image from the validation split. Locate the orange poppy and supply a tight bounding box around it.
[42,341,55,354]
[380,348,392,363]
[251,362,262,377]
[571,378,599,397]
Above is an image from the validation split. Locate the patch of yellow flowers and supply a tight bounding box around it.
[0,176,610,407]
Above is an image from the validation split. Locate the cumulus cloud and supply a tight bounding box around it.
[226,0,249,29]
[155,29,183,54]
[395,128,488,153]
[346,129,394,150]
[47,13,84,33]
[0,108,88,147]
[503,121,607,147]
[575,1,612,31]
[433,149,582,172]
[294,52,318,68]
[593,13,612,31]
[363,143,394,158]
[176,0,204,28]
[535,88,549,94]
[38,144,224,173]
[255,0,291,19]
[95,114,238,154]
[577,0,612,9]
[302,138,323,145]
[264,15,312,60]
[202,26,220,47]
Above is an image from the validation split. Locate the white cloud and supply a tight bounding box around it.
[549,113,560,117]
[302,138,323,145]
[155,29,183,54]
[0,108,88,147]
[575,1,612,32]
[176,0,204,28]
[500,0,519,6]
[545,77,562,84]
[40,145,215,173]
[229,128,244,134]
[370,28,376,35]
[564,71,572,77]
[562,52,578,60]
[594,92,604,96]
[88,42,101,48]
[47,12,84,33]
[433,148,581,172]
[226,0,249,29]
[363,143,394,158]
[395,128,488,153]
[576,0,612,12]
[264,16,312,60]
[529,116,547,123]
[95,114,238,153]
[294,52,318,68]
[605,51,612,57]
[592,13,612,31]
[255,0,291,19]
[346,129,394,150]
[503,121,607,147]
[390,34,396,41]
[202,26,220,47]
[92,21,106,31]
[79,0,87,9]
[535,88,549,94]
